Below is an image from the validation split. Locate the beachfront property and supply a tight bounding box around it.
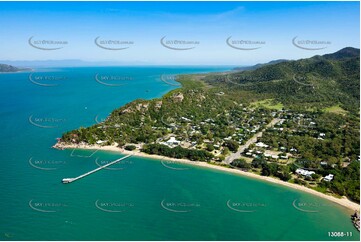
[323,174,334,182]
[165,137,181,147]
[295,168,315,177]
[152,105,277,157]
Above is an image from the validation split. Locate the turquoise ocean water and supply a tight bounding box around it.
[0,66,359,241]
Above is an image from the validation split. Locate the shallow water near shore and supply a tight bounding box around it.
[0,66,359,240]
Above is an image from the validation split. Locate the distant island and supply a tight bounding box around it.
[0,64,31,73]
[54,47,360,212]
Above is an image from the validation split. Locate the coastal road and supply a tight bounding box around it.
[224,118,280,164]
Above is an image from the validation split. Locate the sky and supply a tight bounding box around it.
[0,1,359,65]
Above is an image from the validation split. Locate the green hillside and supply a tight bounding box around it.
[206,47,360,113]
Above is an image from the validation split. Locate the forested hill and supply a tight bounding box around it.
[206,47,360,113]
[233,59,289,71]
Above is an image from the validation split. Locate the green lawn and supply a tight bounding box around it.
[323,105,348,115]
[250,99,284,110]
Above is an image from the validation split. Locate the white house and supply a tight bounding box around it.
[166,137,180,146]
[324,174,334,182]
[295,168,303,175]
[295,168,315,177]
[255,142,269,148]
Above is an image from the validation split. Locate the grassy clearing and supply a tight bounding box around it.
[323,105,348,115]
[250,99,284,110]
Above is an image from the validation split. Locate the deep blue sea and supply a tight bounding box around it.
[0,66,359,241]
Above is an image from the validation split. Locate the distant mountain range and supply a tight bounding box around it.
[0,64,31,73]
[0,59,119,68]
[0,59,153,68]
[233,47,360,72]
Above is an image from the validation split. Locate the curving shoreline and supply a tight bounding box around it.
[53,142,360,212]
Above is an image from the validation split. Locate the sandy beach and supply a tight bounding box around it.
[53,142,360,212]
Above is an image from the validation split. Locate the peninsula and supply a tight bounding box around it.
[54,47,360,212]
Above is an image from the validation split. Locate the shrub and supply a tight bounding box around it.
[125,145,136,151]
